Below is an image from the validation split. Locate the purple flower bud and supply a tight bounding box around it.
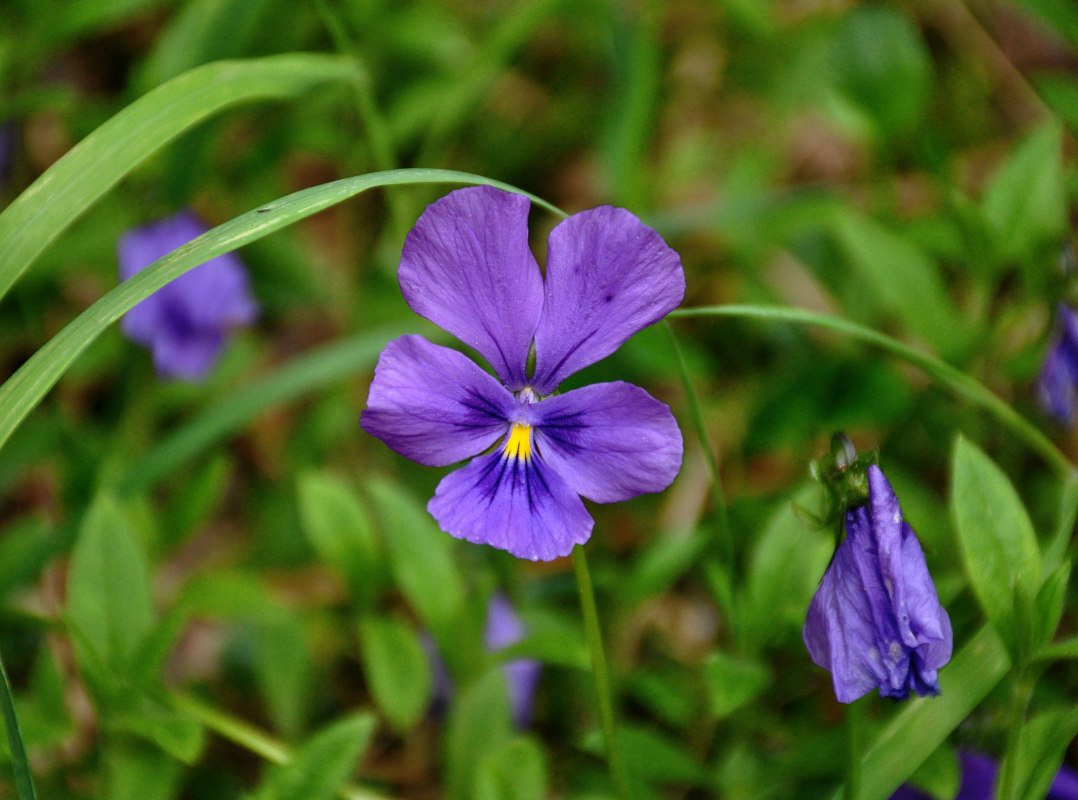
[803,465,952,703]
[1038,304,1078,424]
[118,210,257,381]
[890,751,1078,800]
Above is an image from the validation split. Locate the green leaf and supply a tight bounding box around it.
[297,471,383,607]
[108,702,204,764]
[1003,707,1078,800]
[445,668,514,800]
[1031,561,1070,652]
[1036,635,1078,661]
[0,169,558,461]
[0,650,37,800]
[365,475,465,635]
[252,714,376,800]
[703,650,771,719]
[357,615,431,732]
[253,613,314,740]
[0,54,362,303]
[981,119,1065,268]
[617,724,709,786]
[104,738,183,800]
[66,493,154,683]
[950,436,1042,648]
[475,737,548,800]
[832,625,1011,800]
[906,744,960,800]
[832,210,965,359]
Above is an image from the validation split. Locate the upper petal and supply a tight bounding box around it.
[532,381,683,503]
[398,187,544,390]
[427,450,593,561]
[361,335,514,466]
[530,206,684,394]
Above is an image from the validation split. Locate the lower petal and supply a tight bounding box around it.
[428,452,592,561]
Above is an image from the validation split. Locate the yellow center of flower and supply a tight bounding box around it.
[503,423,533,461]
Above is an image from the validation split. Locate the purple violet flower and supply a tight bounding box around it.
[118,210,258,381]
[1038,303,1078,424]
[889,751,1078,800]
[803,465,952,703]
[0,121,15,187]
[361,186,685,561]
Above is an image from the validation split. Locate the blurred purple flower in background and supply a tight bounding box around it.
[427,592,541,728]
[0,121,16,187]
[1038,303,1078,424]
[803,465,952,703]
[118,210,258,381]
[361,186,684,561]
[889,751,1078,800]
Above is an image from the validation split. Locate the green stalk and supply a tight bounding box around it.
[669,305,1075,478]
[0,650,37,800]
[572,547,634,800]
[844,698,863,800]
[997,677,1033,800]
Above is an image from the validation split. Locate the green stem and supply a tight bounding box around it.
[572,547,634,800]
[168,692,392,800]
[0,650,37,800]
[669,305,1075,479]
[997,677,1033,800]
[844,698,863,800]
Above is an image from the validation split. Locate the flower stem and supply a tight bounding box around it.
[997,677,1033,800]
[669,305,1075,479]
[572,546,634,800]
[844,698,863,800]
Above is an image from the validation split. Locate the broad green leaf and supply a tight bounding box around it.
[252,714,376,800]
[906,744,960,800]
[0,54,361,303]
[66,493,154,682]
[831,5,932,137]
[108,702,204,764]
[831,625,1011,800]
[616,724,709,786]
[0,169,558,461]
[475,737,548,800]
[950,436,1041,647]
[297,471,383,607]
[0,650,36,800]
[445,668,514,800]
[703,651,770,719]
[357,615,431,732]
[1002,708,1078,800]
[981,119,1065,268]
[253,613,314,740]
[365,475,465,635]
[832,210,964,359]
[104,738,184,800]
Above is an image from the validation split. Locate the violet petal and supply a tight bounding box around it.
[427,451,593,561]
[533,381,683,503]
[1039,304,1078,423]
[361,335,515,467]
[398,186,543,391]
[485,592,542,728]
[530,205,684,394]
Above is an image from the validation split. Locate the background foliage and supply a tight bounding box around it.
[2,0,1078,798]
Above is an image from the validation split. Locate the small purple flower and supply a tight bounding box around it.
[1038,304,1078,423]
[361,186,684,561]
[118,210,258,381]
[426,592,541,727]
[803,465,952,703]
[0,121,15,187]
[890,751,1078,800]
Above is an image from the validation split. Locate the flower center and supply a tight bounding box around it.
[503,423,533,462]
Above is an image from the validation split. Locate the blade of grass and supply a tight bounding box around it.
[0,53,361,302]
[0,650,37,800]
[0,168,563,459]
[670,305,1074,478]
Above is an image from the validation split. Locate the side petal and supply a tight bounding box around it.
[530,206,684,394]
[532,381,682,503]
[398,186,543,390]
[428,452,593,561]
[361,335,514,466]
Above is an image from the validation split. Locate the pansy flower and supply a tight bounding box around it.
[361,186,684,561]
[803,464,952,702]
[890,751,1078,800]
[118,210,258,381]
[1038,303,1078,424]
